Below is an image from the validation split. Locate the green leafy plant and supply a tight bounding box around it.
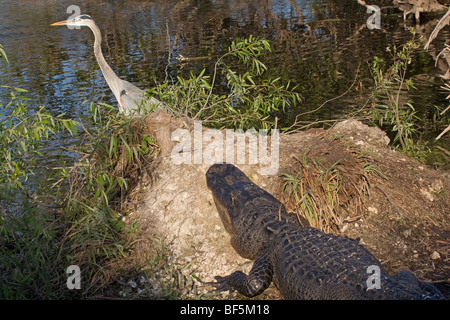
[0,79,78,206]
[0,44,8,63]
[156,36,302,131]
[0,46,81,299]
[48,101,157,289]
[0,44,150,298]
[369,28,429,158]
[60,102,155,209]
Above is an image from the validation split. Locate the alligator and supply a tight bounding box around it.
[206,163,444,300]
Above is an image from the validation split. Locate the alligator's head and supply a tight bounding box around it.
[206,162,289,229]
[206,163,254,235]
[207,163,300,259]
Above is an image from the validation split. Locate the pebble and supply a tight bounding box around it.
[127,280,137,288]
[420,188,434,202]
[431,179,444,193]
[430,251,441,260]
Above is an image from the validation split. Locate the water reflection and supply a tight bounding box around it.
[0,0,448,132]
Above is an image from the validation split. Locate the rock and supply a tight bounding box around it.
[430,251,441,260]
[420,187,435,201]
[127,279,137,289]
[431,179,444,193]
[332,119,390,147]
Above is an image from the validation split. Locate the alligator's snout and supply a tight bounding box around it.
[205,163,227,189]
[206,163,238,189]
[206,163,237,234]
[206,163,252,190]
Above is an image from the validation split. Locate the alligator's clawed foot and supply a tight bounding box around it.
[206,275,234,293]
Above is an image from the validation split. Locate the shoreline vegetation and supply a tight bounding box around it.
[1,4,449,299]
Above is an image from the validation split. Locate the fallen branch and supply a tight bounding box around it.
[394,0,447,21]
[422,7,450,140]
[424,8,450,51]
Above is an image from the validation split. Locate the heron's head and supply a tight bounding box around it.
[51,14,94,28]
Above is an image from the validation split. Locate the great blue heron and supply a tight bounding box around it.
[51,14,164,115]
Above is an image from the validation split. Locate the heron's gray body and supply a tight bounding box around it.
[52,14,165,115]
[118,80,163,115]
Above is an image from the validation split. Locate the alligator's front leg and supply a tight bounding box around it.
[209,249,273,297]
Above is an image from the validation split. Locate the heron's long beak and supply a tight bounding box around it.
[50,20,69,26]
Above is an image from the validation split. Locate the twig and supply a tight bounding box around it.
[436,124,450,141]
[285,63,361,134]
[374,183,410,217]
[440,104,450,116]
[164,19,172,83]
[436,145,450,157]
[435,44,450,68]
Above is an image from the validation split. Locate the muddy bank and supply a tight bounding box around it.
[121,113,449,299]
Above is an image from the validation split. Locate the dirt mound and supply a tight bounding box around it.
[122,115,449,299]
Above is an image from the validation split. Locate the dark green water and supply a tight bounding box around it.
[0,0,449,166]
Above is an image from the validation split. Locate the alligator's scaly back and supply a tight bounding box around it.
[206,163,444,300]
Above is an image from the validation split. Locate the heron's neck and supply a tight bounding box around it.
[88,23,122,98]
